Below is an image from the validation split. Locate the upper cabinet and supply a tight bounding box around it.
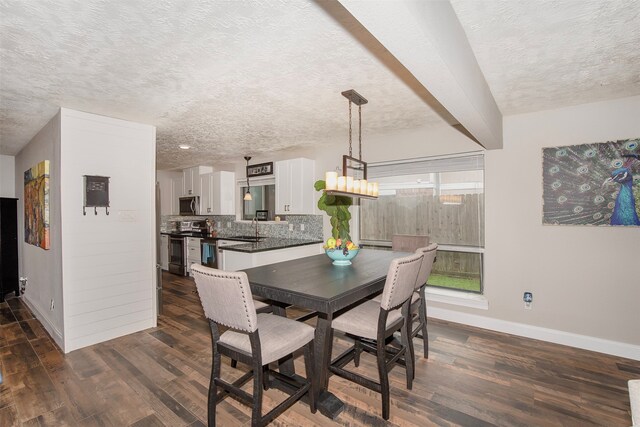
[182,166,213,197]
[275,158,315,215]
[157,170,183,215]
[200,171,235,215]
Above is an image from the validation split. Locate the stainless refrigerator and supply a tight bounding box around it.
[155,183,163,316]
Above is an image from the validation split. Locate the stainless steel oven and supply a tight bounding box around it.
[168,236,187,276]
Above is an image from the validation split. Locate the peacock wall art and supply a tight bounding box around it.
[542,138,640,226]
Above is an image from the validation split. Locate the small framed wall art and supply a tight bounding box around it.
[247,162,273,177]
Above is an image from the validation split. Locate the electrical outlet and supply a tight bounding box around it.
[300,224,305,231]
[289,223,294,231]
[523,292,532,310]
[50,299,55,310]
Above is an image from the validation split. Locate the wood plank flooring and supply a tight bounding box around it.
[0,271,637,426]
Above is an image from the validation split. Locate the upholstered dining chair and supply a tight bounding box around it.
[391,234,430,252]
[329,252,423,420]
[191,264,316,427]
[373,240,438,364]
[412,244,438,359]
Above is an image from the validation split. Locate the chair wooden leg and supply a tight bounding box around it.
[403,313,414,389]
[303,341,317,413]
[376,338,390,420]
[209,323,222,427]
[353,337,362,367]
[420,304,429,359]
[263,365,270,390]
[251,363,264,427]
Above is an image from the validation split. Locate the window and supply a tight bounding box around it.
[242,184,276,221]
[360,153,484,293]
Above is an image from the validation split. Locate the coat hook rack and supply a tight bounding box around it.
[83,175,110,216]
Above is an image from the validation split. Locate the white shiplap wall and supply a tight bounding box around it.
[60,108,156,352]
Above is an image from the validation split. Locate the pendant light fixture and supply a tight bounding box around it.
[243,156,253,201]
[324,89,378,199]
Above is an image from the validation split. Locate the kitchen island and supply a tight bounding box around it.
[211,236,323,271]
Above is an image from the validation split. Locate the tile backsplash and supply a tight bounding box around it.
[161,214,323,240]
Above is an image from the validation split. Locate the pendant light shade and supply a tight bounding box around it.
[244,156,253,201]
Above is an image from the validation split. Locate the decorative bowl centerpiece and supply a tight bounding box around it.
[315,179,360,265]
[324,238,359,266]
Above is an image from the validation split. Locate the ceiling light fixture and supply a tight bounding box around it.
[243,156,253,201]
[324,89,378,199]
[178,144,191,150]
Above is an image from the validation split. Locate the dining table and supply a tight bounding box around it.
[241,248,409,419]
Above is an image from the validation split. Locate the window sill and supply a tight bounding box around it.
[425,287,488,310]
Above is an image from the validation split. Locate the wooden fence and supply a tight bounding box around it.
[360,193,484,278]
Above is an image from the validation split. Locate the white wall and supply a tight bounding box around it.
[477,96,640,346]
[1,154,16,197]
[60,108,156,352]
[15,112,64,347]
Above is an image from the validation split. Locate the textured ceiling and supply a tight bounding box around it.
[450,0,640,115]
[2,1,639,169]
[0,0,441,169]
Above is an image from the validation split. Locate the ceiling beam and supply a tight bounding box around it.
[328,0,503,150]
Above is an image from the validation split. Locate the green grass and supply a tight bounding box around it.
[428,274,481,292]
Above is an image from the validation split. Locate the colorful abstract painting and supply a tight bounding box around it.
[24,160,50,249]
[542,138,640,226]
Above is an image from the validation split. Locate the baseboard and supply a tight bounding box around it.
[22,296,64,350]
[427,306,640,361]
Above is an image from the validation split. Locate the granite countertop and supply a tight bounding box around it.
[216,237,323,253]
[160,231,209,238]
[161,232,322,253]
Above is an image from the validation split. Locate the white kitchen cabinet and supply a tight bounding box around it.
[275,158,315,215]
[222,243,322,271]
[200,173,213,214]
[217,239,246,270]
[199,171,235,215]
[160,234,169,270]
[186,237,202,275]
[170,175,183,214]
[157,170,183,215]
[183,166,213,197]
[212,171,235,215]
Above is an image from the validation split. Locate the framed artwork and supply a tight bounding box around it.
[542,138,639,226]
[24,160,50,249]
[247,162,273,177]
[343,155,367,180]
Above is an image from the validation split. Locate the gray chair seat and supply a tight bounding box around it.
[332,299,403,340]
[253,299,269,310]
[220,313,315,365]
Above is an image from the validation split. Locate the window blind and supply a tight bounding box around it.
[368,153,484,178]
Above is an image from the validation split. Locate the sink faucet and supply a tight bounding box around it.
[252,217,259,240]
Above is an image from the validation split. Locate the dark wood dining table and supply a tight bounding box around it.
[241,249,408,419]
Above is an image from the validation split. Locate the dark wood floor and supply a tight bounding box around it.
[0,272,637,426]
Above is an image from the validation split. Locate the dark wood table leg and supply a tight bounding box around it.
[272,304,295,376]
[314,313,345,419]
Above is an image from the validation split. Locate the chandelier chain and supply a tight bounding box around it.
[348,99,353,157]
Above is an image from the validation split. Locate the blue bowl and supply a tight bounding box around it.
[325,248,360,266]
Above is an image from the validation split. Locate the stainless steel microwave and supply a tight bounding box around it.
[179,196,199,216]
